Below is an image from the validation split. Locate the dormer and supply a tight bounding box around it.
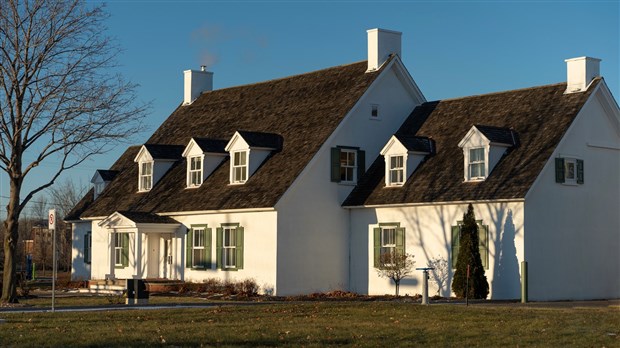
[182,138,228,188]
[458,125,518,182]
[91,170,118,200]
[134,144,184,192]
[380,135,434,187]
[224,131,283,185]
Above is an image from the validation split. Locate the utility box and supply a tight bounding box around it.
[126,279,149,305]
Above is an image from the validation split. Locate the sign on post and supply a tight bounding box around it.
[48,209,56,230]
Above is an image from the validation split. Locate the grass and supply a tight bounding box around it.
[1,301,618,347]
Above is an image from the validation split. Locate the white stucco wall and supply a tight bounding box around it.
[70,221,92,281]
[171,210,278,294]
[349,201,525,299]
[275,63,424,296]
[524,85,620,301]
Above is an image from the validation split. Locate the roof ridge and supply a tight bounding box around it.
[427,81,571,104]
[197,60,370,95]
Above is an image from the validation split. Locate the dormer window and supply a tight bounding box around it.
[380,135,434,187]
[188,156,203,187]
[232,151,248,184]
[458,125,518,183]
[139,161,153,191]
[468,148,486,180]
[224,131,283,185]
[91,169,118,200]
[388,155,405,185]
[134,144,184,193]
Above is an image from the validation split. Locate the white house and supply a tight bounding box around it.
[67,29,620,301]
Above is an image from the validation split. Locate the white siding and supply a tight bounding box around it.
[350,202,525,299]
[524,86,620,300]
[70,221,92,281]
[275,65,423,295]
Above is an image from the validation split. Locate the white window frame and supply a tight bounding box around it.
[188,155,203,188]
[192,227,206,268]
[370,104,381,120]
[231,151,248,184]
[467,147,486,181]
[339,149,357,183]
[380,226,397,264]
[223,226,237,269]
[388,155,405,186]
[564,158,577,185]
[114,233,123,267]
[139,161,153,191]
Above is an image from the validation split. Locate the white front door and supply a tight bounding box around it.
[147,235,159,278]
[162,235,173,279]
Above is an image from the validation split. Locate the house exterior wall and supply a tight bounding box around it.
[524,85,620,301]
[171,210,278,294]
[349,201,525,299]
[70,221,92,281]
[275,64,423,296]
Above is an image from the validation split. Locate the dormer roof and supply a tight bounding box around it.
[135,144,185,162]
[225,131,283,152]
[458,125,518,148]
[91,170,119,183]
[193,138,228,154]
[394,135,435,154]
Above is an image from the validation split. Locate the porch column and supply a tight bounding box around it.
[135,230,142,278]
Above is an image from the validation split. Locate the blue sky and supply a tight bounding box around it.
[9,0,620,215]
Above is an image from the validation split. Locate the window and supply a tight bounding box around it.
[330,147,365,184]
[373,224,405,268]
[371,104,380,119]
[186,225,211,269]
[139,162,153,191]
[84,232,92,264]
[555,157,584,185]
[216,224,244,270]
[188,156,203,187]
[388,155,405,186]
[468,148,486,180]
[114,233,129,268]
[232,151,248,184]
[451,221,489,269]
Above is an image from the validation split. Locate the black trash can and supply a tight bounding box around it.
[126,279,149,305]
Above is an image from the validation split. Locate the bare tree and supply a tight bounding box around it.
[376,252,415,296]
[427,255,450,297]
[0,0,146,303]
[47,178,86,270]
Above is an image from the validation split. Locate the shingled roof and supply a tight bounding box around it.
[344,79,600,206]
[72,60,383,219]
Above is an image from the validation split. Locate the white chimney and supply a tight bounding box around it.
[565,57,601,93]
[183,68,213,105]
[367,28,402,72]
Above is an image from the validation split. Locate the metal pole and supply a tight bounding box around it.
[465,264,470,307]
[521,261,528,303]
[421,270,429,305]
[52,226,56,312]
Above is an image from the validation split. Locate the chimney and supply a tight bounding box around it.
[367,28,402,72]
[565,57,601,93]
[183,67,213,105]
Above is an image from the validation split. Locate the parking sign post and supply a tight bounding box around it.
[49,209,56,312]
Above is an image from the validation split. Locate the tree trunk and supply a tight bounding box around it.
[2,179,22,303]
[395,281,400,297]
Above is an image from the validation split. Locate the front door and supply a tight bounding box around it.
[147,235,159,278]
[162,235,173,279]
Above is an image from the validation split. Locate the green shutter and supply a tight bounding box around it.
[555,158,565,183]
[357,149,366,182]
[121,233,129,267]
[373,227,381,268]
[186,228,193,268]
[576,159,584,184]
[84,232,90,264]
[236,226,244,270]
[331,147,341,182]
[478,224,489,270]
[395,227,405,255]
[205,227,212,269]
[216,227,223,269]
[451,226,460,268]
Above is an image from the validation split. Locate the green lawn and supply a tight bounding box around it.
[1,302,618,347]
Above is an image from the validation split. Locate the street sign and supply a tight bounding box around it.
[48,209,56,230]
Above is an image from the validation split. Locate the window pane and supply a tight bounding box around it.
[566,162,575,179]
[470,148,484,162]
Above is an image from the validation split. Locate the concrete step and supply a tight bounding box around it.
[89,284,125,291]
